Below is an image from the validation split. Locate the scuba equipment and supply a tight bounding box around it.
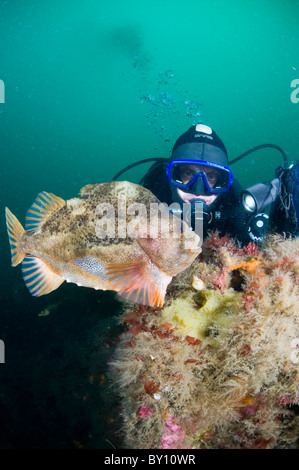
[240,160,299,241]
[112,157,168,182]
[166,159,233,194]
[166,125,230,205]
[269,160,299,236]
[241,178,280,213]
[111,144,288,183]
[185,198,220,241]
[241,178,279,242]
[111,129,293,243]
[246,213,270,244]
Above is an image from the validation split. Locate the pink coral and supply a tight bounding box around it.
[138,406,154,417]
[243,242,260,256]
[160,417,186,449]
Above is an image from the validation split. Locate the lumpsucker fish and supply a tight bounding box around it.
[5,181,201,307]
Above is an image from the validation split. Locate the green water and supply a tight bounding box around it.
[0,0,298,449]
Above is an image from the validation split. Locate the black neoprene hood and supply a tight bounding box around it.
[171,124,228,167]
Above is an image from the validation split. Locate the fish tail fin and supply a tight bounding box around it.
[5,207,26,267]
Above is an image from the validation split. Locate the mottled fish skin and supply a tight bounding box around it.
[6,181,201,307]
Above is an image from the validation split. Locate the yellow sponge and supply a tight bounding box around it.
[161,288,242,344]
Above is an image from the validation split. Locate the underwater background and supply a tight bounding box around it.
[0,0,298,449]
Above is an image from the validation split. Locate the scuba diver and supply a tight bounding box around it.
[112,123,299,246]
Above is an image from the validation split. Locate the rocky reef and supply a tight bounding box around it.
[110,233,299,449]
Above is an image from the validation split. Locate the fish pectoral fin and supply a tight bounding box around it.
[105,259,172,307]
[22,256,65,296]
[25,191,66,233]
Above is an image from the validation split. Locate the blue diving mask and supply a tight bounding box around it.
[166,159,233,195]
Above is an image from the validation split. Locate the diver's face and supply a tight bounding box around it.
[176,164,219,205]
[178,164,220,188]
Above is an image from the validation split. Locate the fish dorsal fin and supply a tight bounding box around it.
[25,191,66,233]
[22,255,64,296]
